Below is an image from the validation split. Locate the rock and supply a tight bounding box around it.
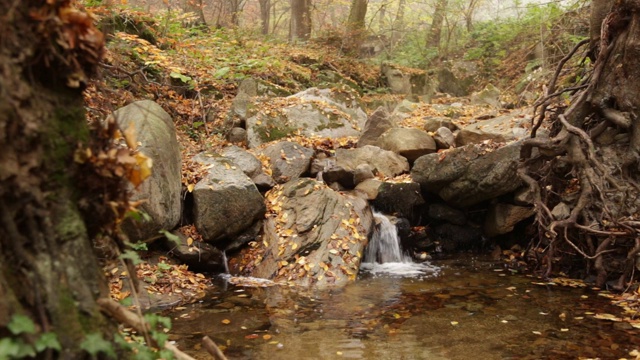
[433,223,482,252]
[335,145,409,178]
[167,231,224,272]
[226,127,247,144]
[259,141,314,184]
[411,141,523,207]
[456,111,532,146]
[220,145,262,178]
[353,164,375,184]
[552,202,571,220]
[113,100,181,241]
[354,178,383,200]
[370,181,424,222]
[392,99,419,116]
[220,145,274,189]
[381,64,436,98]
[470,84,501,108]
[310,154,332,178]
[436,68,471,97]
[233,179,374,289]
[238,78,258,97]
[192,157,266,242]
[373,128,437,163]
[433,127,456,149]
[322,165,355,188]
[423,116,459,132]
[428,203,466,225]
[246,86,367,148]
[225,79,258,128]
[357,107,396,147]
[513,187,534,206]
[484,203,534,237]
[382,64,412,94]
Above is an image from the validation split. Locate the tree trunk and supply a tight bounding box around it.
[259,0,271,34]
[426,0,448,49]
[391,0,406,46]
[347,0,368,32]
[0,0,119,357]
[290,0,312,41]
[520,0,640,287]
[183,0,207,25]
[344,0,368,55]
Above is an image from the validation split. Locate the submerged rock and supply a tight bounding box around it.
[232,178,374,289]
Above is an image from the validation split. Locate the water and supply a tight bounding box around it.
[360,211,439,278]
[167,255,640,359]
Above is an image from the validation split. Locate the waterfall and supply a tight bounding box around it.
[364,211,412,264]
[222,250,230,274]
[361,211,440,278]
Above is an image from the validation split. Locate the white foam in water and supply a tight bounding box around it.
[360,211,440,278]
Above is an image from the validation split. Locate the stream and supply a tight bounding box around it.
[167,215,639,359]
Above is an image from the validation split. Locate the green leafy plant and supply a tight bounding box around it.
[0,314,61,359]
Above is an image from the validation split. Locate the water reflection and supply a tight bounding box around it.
[168,255,640,359]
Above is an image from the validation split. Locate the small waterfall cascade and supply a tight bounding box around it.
[221,250,230,274]
[364,211,412,264]
[361,211,440,278]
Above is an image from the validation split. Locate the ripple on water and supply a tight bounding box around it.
[359,261,441,278]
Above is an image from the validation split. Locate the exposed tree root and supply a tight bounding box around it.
[519,5,640,289]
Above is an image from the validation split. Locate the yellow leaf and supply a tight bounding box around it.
[291,243,298,250]
[263,334,272,340]
[221,319,231,325]
[187,184,195,192]
[450,321,459,326]
[123,122,137,150]
[187,237,193,246]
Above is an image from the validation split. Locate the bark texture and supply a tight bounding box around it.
[0,0,116,357]
[426,0,448,49]
[290,0,312,41]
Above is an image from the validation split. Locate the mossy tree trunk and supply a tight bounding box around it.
[0,0,117,357]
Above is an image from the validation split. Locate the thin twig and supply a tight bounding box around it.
[97,298,197,360]
[202,336,229,360]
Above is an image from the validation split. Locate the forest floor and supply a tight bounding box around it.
[85,6,640,332]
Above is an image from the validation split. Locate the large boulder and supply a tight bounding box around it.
[246,86,367,148]
[456,111,532,146]
[335,145,409,178]
[411,141,524,207]
[113,100,181,241]
[470,84,501,108]
[436,68,472,97]
[357,107,396,147]
[369,181,424,223]
[259,141,314,184]
[373,127,437,163]
[192,157,265,242]
[321,146,409,188]
[232,179,374,289]
[381,64,436,99]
